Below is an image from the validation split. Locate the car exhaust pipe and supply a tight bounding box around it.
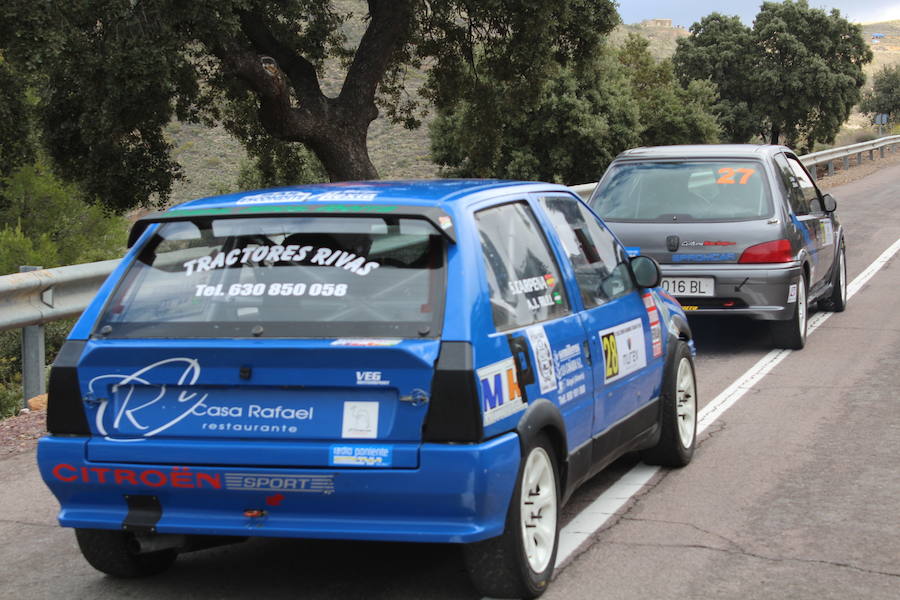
[129,534,247,555]
[129,534,187,554]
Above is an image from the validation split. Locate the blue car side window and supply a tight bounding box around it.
[475,202,570,331]
[539,195,634,308]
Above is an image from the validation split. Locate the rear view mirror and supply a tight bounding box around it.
[822,193,837,213]
[630,255,661,289]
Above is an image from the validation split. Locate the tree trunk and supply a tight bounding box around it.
[309,124,379,181]
[770,125,781,145]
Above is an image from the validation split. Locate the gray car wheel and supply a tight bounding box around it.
[771,275,808,349]
[819,242,847,312]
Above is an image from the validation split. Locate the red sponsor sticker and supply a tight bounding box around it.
[52,464,222,489]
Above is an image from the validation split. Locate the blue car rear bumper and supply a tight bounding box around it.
[37,433,521,544]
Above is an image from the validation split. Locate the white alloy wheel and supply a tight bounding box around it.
[797,279,807,343]
[838,250,847,306]
[519,446,558,574]
[675,358,697,449]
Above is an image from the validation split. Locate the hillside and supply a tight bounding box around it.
[861,20,900,74]
[610,20,689,59]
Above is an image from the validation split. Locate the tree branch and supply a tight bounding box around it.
[236,10,325,103]
[339,0,414,115]
[208,39,312,140]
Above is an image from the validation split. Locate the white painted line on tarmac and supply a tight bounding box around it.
[554,237,900,568]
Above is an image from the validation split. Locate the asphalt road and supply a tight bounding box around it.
[1,166,899,599]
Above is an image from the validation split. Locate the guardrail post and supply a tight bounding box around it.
[869,149,875,161]
[827,160,835,177]
[843,156,849,170]
[19,266,47,409]
[880,146,885,159]
[857,151,863,165]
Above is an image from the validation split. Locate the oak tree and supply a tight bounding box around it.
[860,65,900,120]
[674,1,871,151]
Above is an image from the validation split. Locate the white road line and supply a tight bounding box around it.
[555,237,900,567]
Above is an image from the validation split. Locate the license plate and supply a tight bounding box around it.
[660,277,714,297]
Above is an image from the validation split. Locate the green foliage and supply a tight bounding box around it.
[674,1,872,151]
[428,1,641,183]
[0,225,59,276]
[0,320,73,418]
[0,0,351,211]
[860,65,900,118]
[672,13,758,143]
[0,162,128,273]
[617,34,721,147]
[431,51,640,183]
[429,26,723,182]
[0,58,34,177]
[0,161,125,416]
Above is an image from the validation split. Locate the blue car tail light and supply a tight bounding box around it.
[422,342,483,443]
[46,341,90,435]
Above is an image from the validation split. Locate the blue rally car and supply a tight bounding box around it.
[38,180,696,598]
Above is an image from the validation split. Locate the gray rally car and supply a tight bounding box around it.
[588,145,847,349]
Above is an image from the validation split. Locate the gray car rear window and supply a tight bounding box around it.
[591,161,773,222]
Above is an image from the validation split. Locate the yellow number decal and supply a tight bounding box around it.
[601,333,619,379]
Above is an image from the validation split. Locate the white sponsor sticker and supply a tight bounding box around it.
[223,473,334,494]
[355,371,390,386]
[477,358,525,426]
[182,245,379,277]
[235,190,378,205]
[820,219,834,246]
[526,325,558,394]
[787,283,798,303]
[331,339,402,347]
[342,401,379,438]
[330,445,392,467]
[598,318,647,384]
[237,191,314,205]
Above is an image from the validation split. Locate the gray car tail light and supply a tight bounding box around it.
[739,239,793,263]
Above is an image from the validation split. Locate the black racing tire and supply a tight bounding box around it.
[641,340,697,468]
[75,528,177,578]
[771,275,808,350]
[818,242,847,312]
[463,433,560,599]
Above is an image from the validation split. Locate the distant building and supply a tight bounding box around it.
[871,33,884,38]
[641,19,673,28]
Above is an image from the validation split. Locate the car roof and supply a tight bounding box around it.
[170,179,574,212]
[612,144,790,161]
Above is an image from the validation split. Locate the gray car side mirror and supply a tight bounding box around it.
[821,193,837,213]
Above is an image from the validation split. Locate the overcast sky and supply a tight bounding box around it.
[617,1,900,28]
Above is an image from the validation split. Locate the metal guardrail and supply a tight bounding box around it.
[802,135,900,181]
[0,135,898,409]
[1,260,119,406]
[569,135,900,200]
[0,260,119,330]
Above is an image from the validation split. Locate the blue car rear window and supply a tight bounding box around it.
[96,216,446,338]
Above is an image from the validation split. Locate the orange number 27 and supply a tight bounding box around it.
[716,167,756,185]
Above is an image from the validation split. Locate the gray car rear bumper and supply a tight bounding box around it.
[658,262,803,321]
